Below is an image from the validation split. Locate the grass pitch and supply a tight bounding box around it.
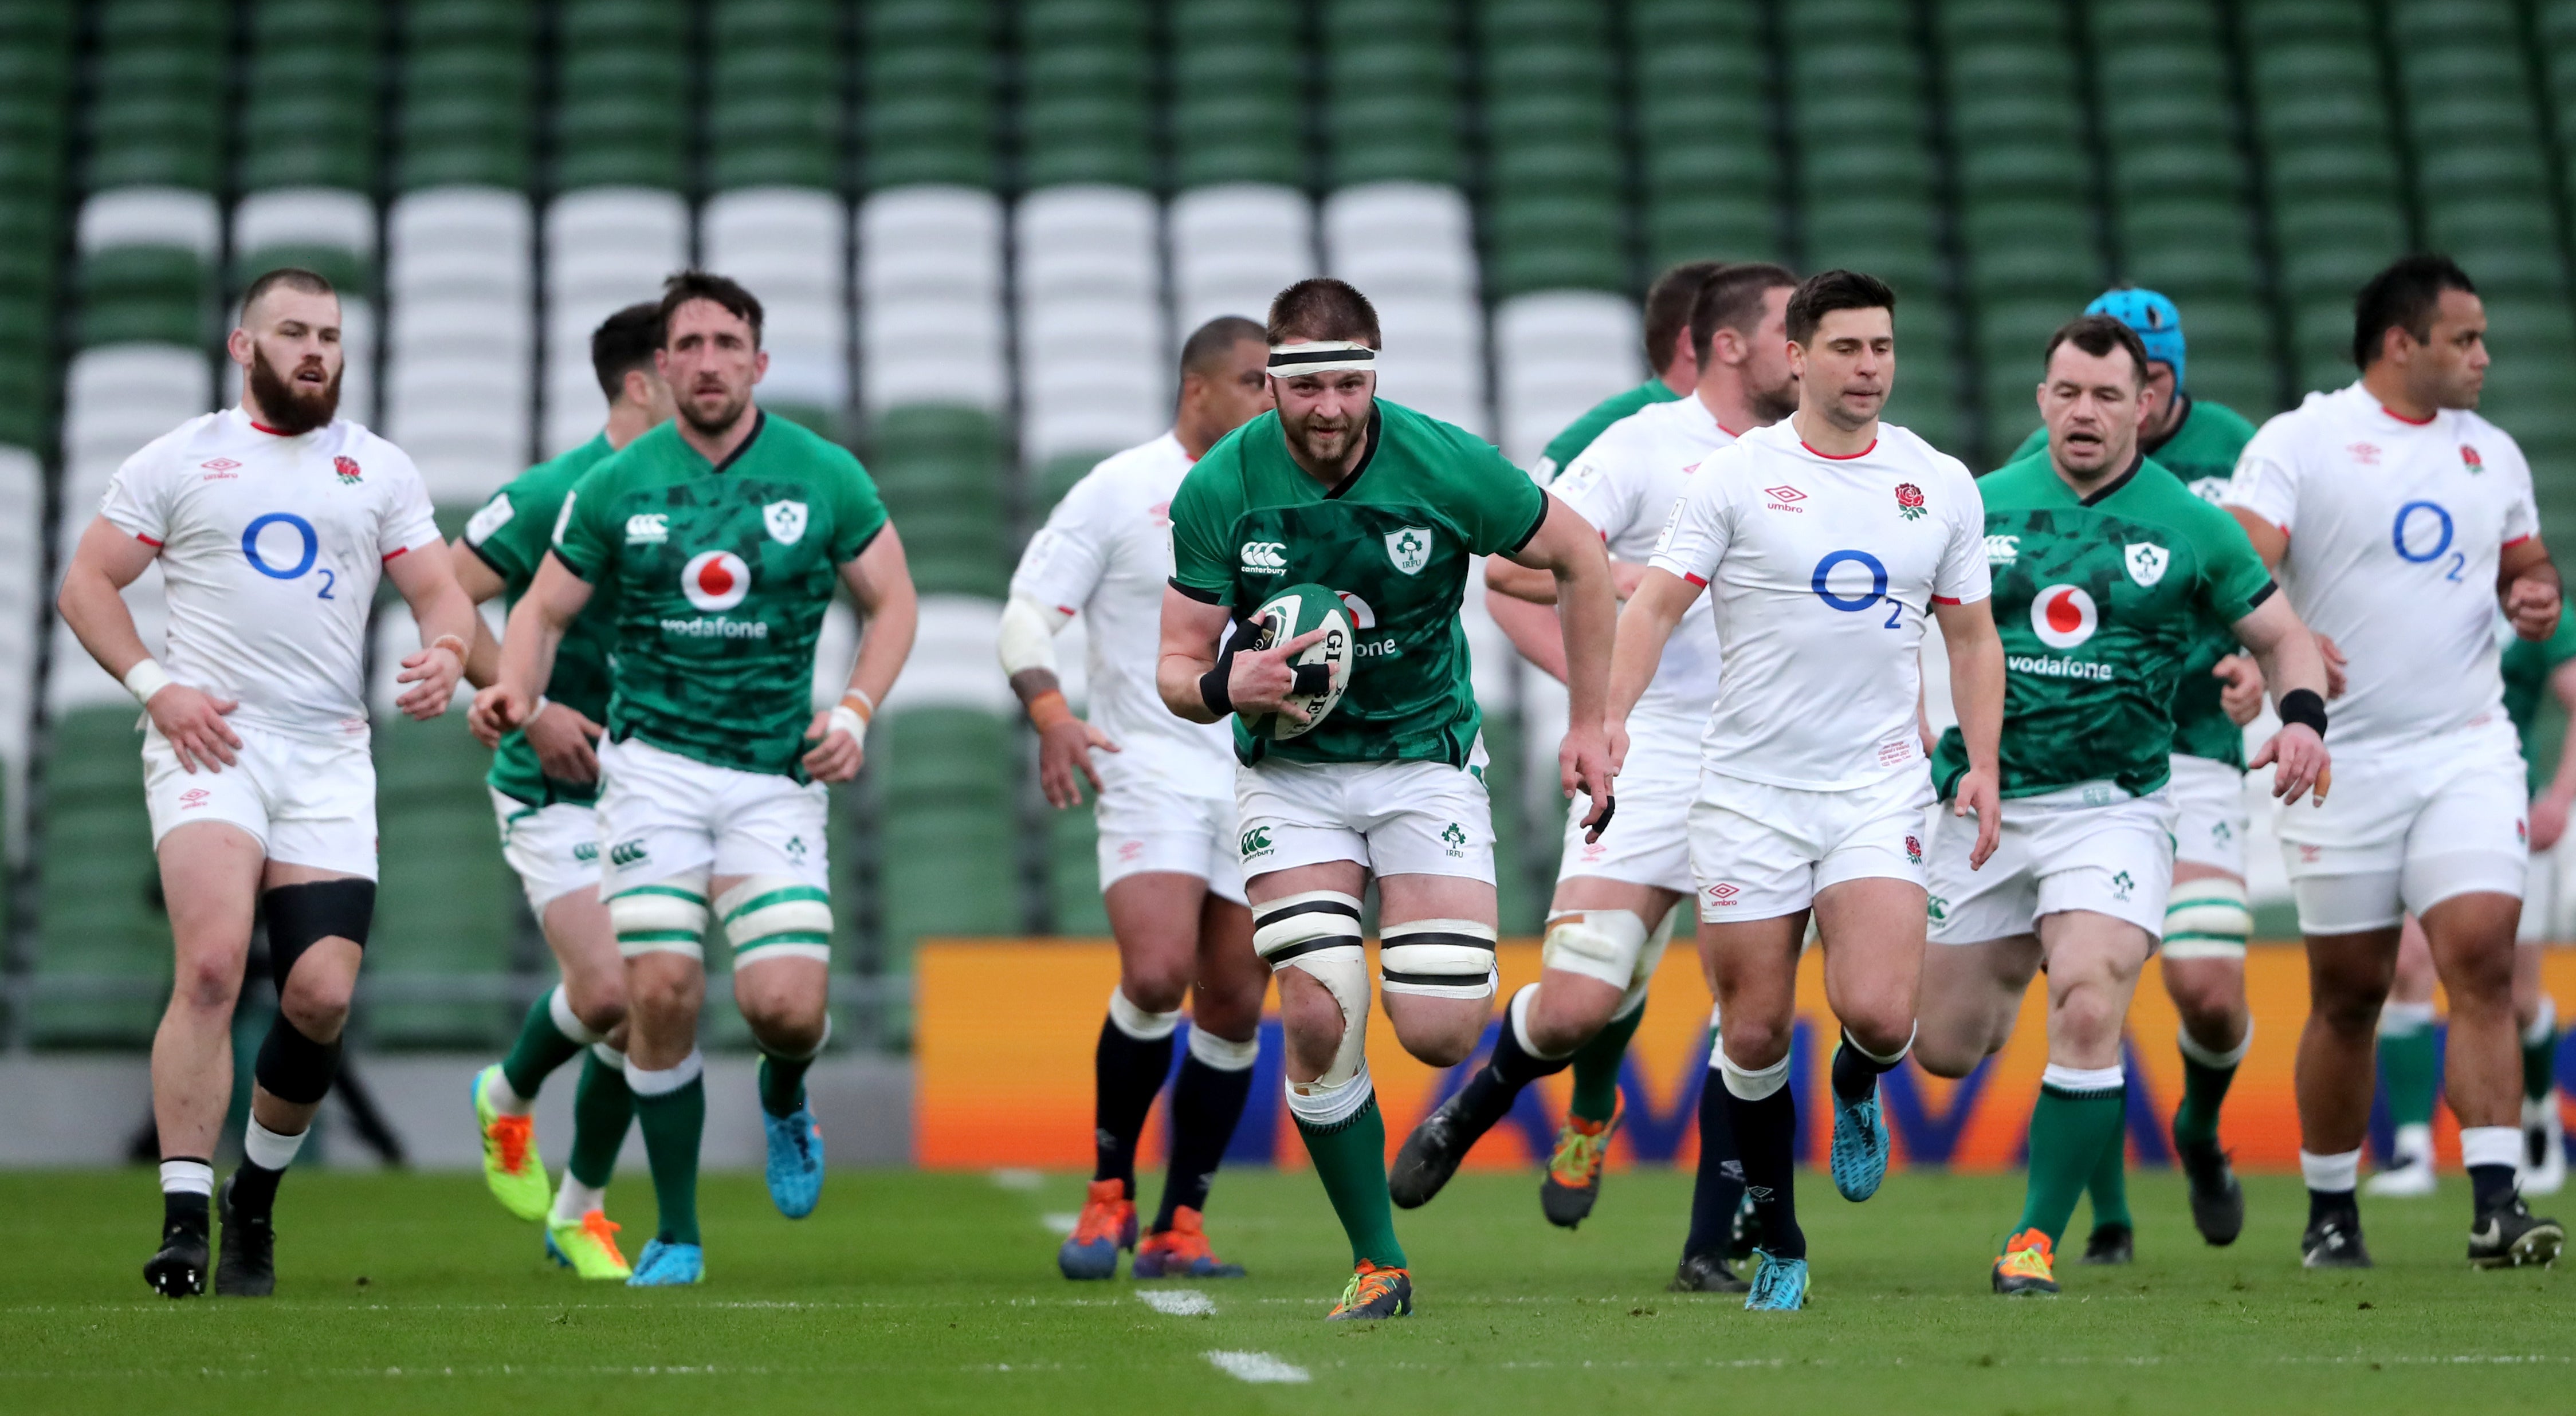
[0,1166,2567,1414]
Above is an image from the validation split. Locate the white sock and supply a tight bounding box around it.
[2392,1122,2434,1164]
[2461,1124,2523,1173]
[244,1118,308,1173]
[1719,1049,1790,1102]
[159,1158,214,1197]
[2526,996,2559,1048]
[549,983,605,1047]
[1185,1026,1259,1071]
[1507,982,1575,1061]
[2300,1146,2362,1194]
[625,1049,705,1096]
[1107,987,1181,1041]
[2041,1061,2126,1094]
[553,1174,607,1225]
[1283,1063,1375,1127]
[484,1066,534,1117]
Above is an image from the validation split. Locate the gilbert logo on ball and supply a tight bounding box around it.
[2029,583,2098,649]
[1246,581,1355,741]
[682,549,752,611]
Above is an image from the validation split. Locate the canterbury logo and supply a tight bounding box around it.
[625,513,669,544]
[607,840,649,867]
[1240,541,1286,573]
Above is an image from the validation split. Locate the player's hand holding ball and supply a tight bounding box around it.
[2506,573,2562,642]
[144,679,242,774]
[395,634,468,721]
[524,700,605,784]
[1227,583,1355,736]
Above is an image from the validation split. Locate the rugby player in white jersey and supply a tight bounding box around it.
[1004,317,1277,1280]
[2223,254,2566,1268]
[58,269,479,1297]
[1388,264,1800,1287]
[1608,269,2005,1309]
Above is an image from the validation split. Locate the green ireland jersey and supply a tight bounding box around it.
[2501,603,2576,793]
[1537,378,1678,478]
[464,434,625,806]
[1933,453,2276,800]
[553,412,889,779]
[2008,396,2260,765]
[1169,400,1549,768]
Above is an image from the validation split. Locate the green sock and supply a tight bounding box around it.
[1567,1000,1645,1124]
[2525,1013,2558,1106]
[633,1071,705,1245]
[2171,1044,2241,1153]
[2377,1017,2440,1128]
[757,1053,815,1118]
[1295,1092,1406,1269]
[2084,1120,2132,1232]
[500,986,586,1100]
[2018,1082,2125,1246]
[567,1049,635,1189]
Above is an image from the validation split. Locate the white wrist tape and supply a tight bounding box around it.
[998,595,1067,678]
[829,703,868,748]
[123,658,174,705]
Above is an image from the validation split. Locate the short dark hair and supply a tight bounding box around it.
[241,266,335,317]
[1646,259,1730,370]
[1690,262,1798,364]
[1785,269,1896,345]
[1179,314,1266,379]
[1267,277,1380,349]
[2353,254,2477,369]
[592,301,664,402]
[2043,313,2151,388]
[659,270,764,346]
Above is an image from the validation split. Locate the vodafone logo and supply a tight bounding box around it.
[681,550,751,611]
[2029,584,2097,650]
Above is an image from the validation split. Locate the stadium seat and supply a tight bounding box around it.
[1169,184,1318,331]
[862,0,998,190]
[543,187,688,454]
[859,186,1007,416]
[701,187,851,435]
[365,714,523,1049]
[708,2,845,193]
[1494,292,1640,469]
[230,187,378,423]
[875,705,1023,962]
[385,187,535,501]
[27,706,166,1047]
[1171,0,1305,188]
[0,449,42,797]
[865,407,1010,597]
[1321,0,1461,188]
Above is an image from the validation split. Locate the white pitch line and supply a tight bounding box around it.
[1204,1350,1309,1384]
[1136,1288,1214,1316]
[1039,1212,1078,1234]
[990,1168,1042,1191]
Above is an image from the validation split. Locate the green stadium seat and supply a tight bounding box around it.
[28,706,164,1048]
[875,710,1022,962]
[364,715,522,1049]
[76,246,211,349]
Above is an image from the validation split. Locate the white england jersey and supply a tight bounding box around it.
[1649,419,1989,791]
[1551,394,1733,736]
[1011,432,1235,799]
[2225,382,2540,755]
[99,408,441,739]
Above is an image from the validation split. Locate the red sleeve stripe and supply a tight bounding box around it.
[135,533,162,546]
[1933,595,1961,604]
[1683,572,1709,588]
[2505,534,2534,548]
[382,545,409,562]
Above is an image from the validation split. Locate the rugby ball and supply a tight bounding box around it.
[1243,582,1356,741]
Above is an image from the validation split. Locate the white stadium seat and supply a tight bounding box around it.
[77,186,221,261]
[0,447,42,772]
[543,187,691,455]
[1016,186,1159,304]
[879,594,1011,713]
[1322,183,1476,299]
[1170,183,1317,331]
[386,188,535,500]
[1494,291,1642,468]
[702,187,851,418]
[860,186,1007,416]
[230,187,375,262]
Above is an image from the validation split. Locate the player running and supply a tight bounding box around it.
[2223,254,2565,1268]
[1531,259,1725,480]
[1006,316,1276,1280]
[476,272,920,1287]
[454,303,673,1279]
[58,268,478,1297]
[1158,278,1619,1320]
[1389,263,1800,1287]
[1608,269,2006,1311]
[1910,316,2331,1297]
[2006,290,2269,1251]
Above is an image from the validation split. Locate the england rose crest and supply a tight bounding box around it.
[333,455,362,485]
[1895,482,1926,520]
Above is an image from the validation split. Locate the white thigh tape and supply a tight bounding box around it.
[1279,942,1371,1087]
[1380,917,1499,998]
[2163,876,2252,960]
[610,875,711,959]
[1252,890,1364,963]
[1541,909,1648,990]
[716,875,834,966]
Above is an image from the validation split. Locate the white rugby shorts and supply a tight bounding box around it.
[492,789,603,914]
[1234,748,1495,884]
[595,736,831,897]
[1926,784,2177,945]
[1557,714,1696,897]
[1689,766,1934,922]
[1095,776,1247,905]
[2280,719,2529,933]
[2168,753,2249,876]
[144,719,377,878]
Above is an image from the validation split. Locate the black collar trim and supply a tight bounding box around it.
[1322,406,1383,499]
[2080,452,2143,506]
[708,409,766,474]
[2142,392,2191,458]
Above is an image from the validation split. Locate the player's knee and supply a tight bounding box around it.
[1118,959,1192,1016]
[2052,985,2123,1052]
[610,876,711,962]
[626,959,701,1024]
[1541,909,1647,992]
[1721,1014,1793,1071]
[171,953,242,1014]
[1189,976,1265,1042]
[1380,918,1499,1001]
[1397,1009,1486,1069]
[253,1012,341,1106]
[2165,970,2240,1030]
[566,976,627,1037]
[716,876,833,970]
[1911,1027,1982,1080]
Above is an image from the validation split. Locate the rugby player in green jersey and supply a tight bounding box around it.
[1158,278,1620,1320]
[477,274,920,1287]
[1530,260,1722,479]
[455,303,671,1279]
[1911,316,2331,1296]
[2007,289,2270,1254]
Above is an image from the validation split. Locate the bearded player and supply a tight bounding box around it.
[477,273,919,1287]
[1007,317,1275,1280]
[1389,263,1800,1291]
[60,269,478,1297]
[1159,278,1619,1319]
[455,302,673,1279]
[1911,316,2330,1297]
[2224,254,2563,1268]
[1608,269,2005,1310]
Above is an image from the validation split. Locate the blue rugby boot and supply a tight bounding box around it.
[1829,1087,1890,1202]
[762,1097,824,1219]
[1742,1249,1809,1311]
[626,1238,704,1287]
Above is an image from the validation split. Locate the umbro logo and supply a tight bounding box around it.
[1764,485,1805,502]
[199,457,240,479]
[2347,442,2382,466]
[1707,883,1740,907]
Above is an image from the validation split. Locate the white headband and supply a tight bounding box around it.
[1267,340,1377,378]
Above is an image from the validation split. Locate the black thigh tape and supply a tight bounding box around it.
[254,1013,342,1106]
[262,879,376,993]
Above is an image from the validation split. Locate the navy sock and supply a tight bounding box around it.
[2470,1163,2519,1212]
[1093,1015,1173,1197]
[1451,1011,1570,1136]
[1728,1083,1804,1260]
[1152,1051,1255,1231]
[1830,1030,1900,1103]
[1681,1063,1746,1262]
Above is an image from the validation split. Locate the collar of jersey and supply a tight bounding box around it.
[1318,405,1383,499]
[2141,392,2191,459]
[688,408,767,474]
[2071,451,2145,506]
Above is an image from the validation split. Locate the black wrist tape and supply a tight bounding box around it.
[1291,662,1330,697]
[1201,617,1258,717]
[2279,687,2328,736]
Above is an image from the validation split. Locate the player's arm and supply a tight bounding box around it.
[803,523,920,784]
[57,515,244,772]
[384,538,478,722]
[1003,501,1119,808]
[1485,587,1568,683]
[2499,534,2561,642]
[1155,588,1320,726]
[1502,493,1620,829]
[2228,592,2331,805]
[2531,658,2576,850]
[1607,570,1695,732]
[1931,596,2004,868]
[447,538,508,686]
[474,551,595,746]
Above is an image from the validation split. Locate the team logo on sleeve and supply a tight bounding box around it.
[1894,483,1927,521]
[1384,526,1433,575]
[333,456,362,484]
[681,550,752,610]
[465,494,514,545]
[2030,584,2098,648]
[763,500,808,544]
[2123,542,2170,587]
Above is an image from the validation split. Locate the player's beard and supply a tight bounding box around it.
[680,379,752,437]
[1281,406,1360,469]
[1750,372,1800,424]
[247,347,341,435]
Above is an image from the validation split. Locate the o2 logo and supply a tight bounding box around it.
[2392,501,2463,582]
[1812,549,1900,627]
[241,512,334,599]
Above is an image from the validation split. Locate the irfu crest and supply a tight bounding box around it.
[1385,526,1432,575]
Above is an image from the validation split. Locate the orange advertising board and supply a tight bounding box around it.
[917,940,2576,1173]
